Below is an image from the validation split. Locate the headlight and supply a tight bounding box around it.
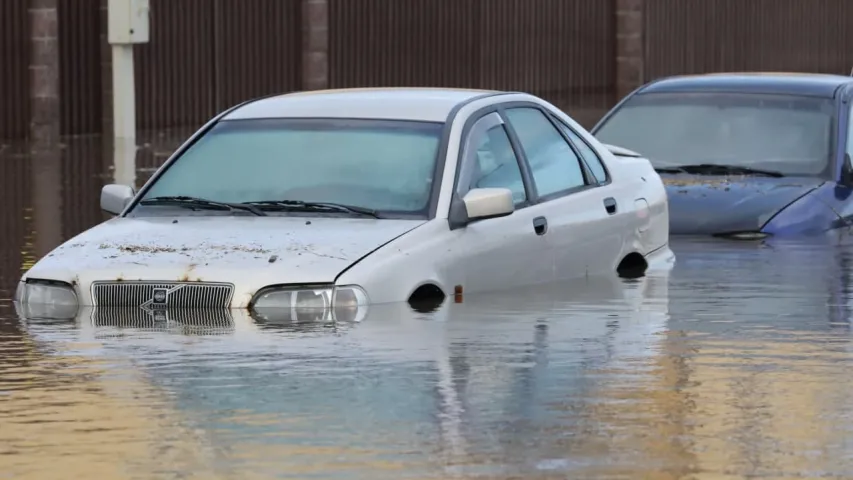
[251,285,369,323]
[14,280,79,319]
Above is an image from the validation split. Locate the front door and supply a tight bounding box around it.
[442,111,554,294]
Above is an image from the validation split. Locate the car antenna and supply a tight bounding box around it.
[850,66,853,77]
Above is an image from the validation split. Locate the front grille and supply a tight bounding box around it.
[91,308,234,335]
[91,281,234,308]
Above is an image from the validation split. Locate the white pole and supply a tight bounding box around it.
[108,0,149,190]
[111,44,137,189]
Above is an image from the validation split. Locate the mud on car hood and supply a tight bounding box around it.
[22,215,426,304]
[661,175,825,235]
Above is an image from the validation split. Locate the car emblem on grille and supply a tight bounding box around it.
[140,284,187,312]
[152,310,169,322]
[152,288,168,304]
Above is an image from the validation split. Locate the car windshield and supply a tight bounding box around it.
[137,118,444,217]
[593,92,835,176]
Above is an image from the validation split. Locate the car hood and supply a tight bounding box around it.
[23,215,426,305]
[661,174,824,235]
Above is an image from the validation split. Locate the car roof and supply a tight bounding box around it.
[638,72,853,99]
[222,87,504,122]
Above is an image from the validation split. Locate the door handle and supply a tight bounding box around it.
[603,197,617,215]
[533,216,548,235]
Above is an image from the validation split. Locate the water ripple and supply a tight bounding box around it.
[3,237,853,477]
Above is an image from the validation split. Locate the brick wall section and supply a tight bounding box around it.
[615,0,644,100]
[29,0,63,257]
[302,0,329,90]
[29,0,60,147]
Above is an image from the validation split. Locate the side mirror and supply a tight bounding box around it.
[100,183,134,215]
[463,187,514,220]
[447,187,515,230]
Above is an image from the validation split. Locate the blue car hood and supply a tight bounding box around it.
[662,174,824,235]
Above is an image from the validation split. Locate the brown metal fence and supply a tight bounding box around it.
[61,138,108,241]
[0,152,31,294]
[134,0,302,132]
[59,0,103,137]
[645,0,853,81]
[6,0,853,140]
[328,0,616,126]
[3,0,303,139]
[0,0,29,141]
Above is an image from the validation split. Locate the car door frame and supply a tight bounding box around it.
[838,85,853,184]
[825,86,853,225]
[542,110,614,188]
[447,105,538,229]
[494,100,606,205]
[446,99,624,221]
[442,104,556,290]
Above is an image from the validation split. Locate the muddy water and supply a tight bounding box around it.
[4,141,853,478]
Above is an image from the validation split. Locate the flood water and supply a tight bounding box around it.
[4,140,853,478]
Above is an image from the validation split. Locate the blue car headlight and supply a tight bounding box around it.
[250,285,369,323]
[14,279,79,319]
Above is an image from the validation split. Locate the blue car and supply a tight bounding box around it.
[591,72,853,239]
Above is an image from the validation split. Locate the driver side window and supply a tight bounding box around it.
[457,114,527,205]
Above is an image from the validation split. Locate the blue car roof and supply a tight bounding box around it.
[638,72,853,99]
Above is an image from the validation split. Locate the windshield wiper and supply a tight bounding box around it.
[244,200,382,219]
[658,164,785,178]
[140,196,267,216]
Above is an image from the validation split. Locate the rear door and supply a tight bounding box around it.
[499,105,626,278]
[548,113,644,252]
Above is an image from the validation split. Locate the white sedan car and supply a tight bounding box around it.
[15,88,673,319]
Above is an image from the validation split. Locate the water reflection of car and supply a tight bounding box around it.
[667,236,853,331]
[15,87,673,318]
[15,271,671,472]
[591,72,853,239]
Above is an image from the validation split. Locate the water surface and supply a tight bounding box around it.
[3,141,853,478]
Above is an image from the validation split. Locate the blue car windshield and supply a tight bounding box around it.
[593,92,835,176]
[138,118,444,217]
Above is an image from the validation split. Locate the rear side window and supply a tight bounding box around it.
[552,116,609,184]
[503,107,588,198]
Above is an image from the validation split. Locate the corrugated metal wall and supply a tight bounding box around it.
[0,1,31,289]
[328,0,615,125]
[61,138,107,241]
[0,0,29,140]
[134,0,302,132]
[0,0,302,139]
[5,0,853,140]
[59,0,103,136]
[212,0,302,112]
[645,0,853,80]
[328,0,480,89]
[0,152,31,292]
[135,0,216,131]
